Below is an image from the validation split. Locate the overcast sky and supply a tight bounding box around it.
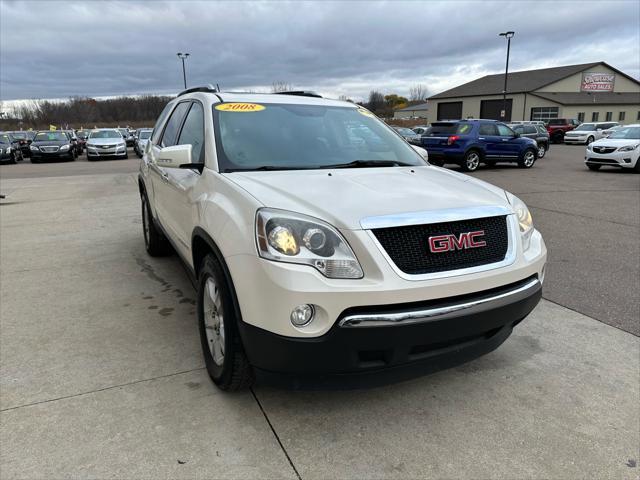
[1,0,639,102]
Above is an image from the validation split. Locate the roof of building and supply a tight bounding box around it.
[429,62,639,99]
[530,91,640,105]
[396,102,429,112]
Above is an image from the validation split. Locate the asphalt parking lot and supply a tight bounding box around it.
[1,145,639,478]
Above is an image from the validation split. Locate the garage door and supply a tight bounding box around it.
[480,99,512,121]
[437,102,463,120]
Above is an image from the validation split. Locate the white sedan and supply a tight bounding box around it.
[585,124,640,172]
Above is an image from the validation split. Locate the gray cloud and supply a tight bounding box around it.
[1,0,638,101]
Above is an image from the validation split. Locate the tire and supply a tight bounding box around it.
[552,133,563,144]
[141,193,172,256]
[31,157,40,164]
[518,149,536,168]
[8,153,17,164]
[537,144,547,158]
[461,150,481,172]
[122,153,129,160]
[587,164,601,171]
[586,136,594,145]
[633,161,640,173]
[197,254,254,391]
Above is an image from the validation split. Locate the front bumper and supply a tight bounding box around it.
[585,150,639,168]
[564,135,590,144]
[30,149,74,160]
[240,276,541,387]
[87,145,127,157]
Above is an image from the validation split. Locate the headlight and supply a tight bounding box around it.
[117,143,125,148]
[618,144,639,152]
[60,144,70,151]
[506,192,534,250]
[30,145,39,151]
[5,147,11,154]
[586,143,593,151]
[256,208,363,279]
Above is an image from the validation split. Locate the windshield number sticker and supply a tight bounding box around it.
[215,103,265,112]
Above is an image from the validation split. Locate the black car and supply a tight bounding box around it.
[509,123,550,158]
[0,133,24,164]
[29,131,77,163]
[118,128,135,147]
[62,130,81,157]
[7,131,33,157]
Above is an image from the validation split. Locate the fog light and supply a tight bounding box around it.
[290,304,314,327]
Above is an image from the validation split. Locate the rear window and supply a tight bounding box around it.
[425,123,473,136]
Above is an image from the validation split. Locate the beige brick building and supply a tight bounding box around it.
[425,62,640,125]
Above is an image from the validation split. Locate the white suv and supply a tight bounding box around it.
[585,124,640,172]
[564,122,620,145]
[139,87,547,390]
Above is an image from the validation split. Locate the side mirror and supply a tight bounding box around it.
[411,144,429,162]
[155,144,192,168]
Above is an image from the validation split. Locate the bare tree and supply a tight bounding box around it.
[367,90,385,112]
[409,84,429,102]
[271,81,293,93]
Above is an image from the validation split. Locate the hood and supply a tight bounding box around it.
[591,138,639,147]
[87,138,124,146]
[223,166,510,230]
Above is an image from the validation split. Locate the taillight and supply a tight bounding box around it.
[447,135,459,145]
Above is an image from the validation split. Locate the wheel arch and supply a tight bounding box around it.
[191,227,245,324]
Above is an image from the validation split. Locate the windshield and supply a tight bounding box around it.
[10,132,27,139]
[76,131,89,139]
[33,132,68,142]
[575,124,597,131]
[0,134,10,144]
[609,126,640,139]
[118,129,128,136]
[139,130,152,139]
[213,103,424,172]
[90,130,121,139]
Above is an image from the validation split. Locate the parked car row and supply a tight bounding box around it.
[0,127,153,164]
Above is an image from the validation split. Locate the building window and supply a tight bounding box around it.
[530,107,559,122]
[605,112,612,121]
[619,112,626,121]
[577,112,585,122]
[592,112,599,122]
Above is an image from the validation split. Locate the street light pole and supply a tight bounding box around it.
[176,52,190,89]
[498,31,514,121]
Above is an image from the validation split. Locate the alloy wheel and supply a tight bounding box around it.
[203,277,225,366]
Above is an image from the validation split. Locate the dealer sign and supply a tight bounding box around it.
[581,72,615,92]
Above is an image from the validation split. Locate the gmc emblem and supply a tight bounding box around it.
[428,231,486,253]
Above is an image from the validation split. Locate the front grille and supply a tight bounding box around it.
[592,146,616,154]
[40,146,59,153]
[372,216,509,275]
[588,158,619,164]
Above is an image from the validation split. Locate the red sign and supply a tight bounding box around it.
[581,72,615,92]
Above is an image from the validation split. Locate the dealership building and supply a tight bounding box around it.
[425,62,640,124]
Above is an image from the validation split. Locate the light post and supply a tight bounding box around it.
[498,31,514,121]
[176,52,190,89]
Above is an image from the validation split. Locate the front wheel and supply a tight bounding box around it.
[586,136,595,145]
[197,255,254,391]
[518,149,536,168]
[461,150,481,172]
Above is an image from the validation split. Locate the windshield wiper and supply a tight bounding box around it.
[321,160,414,169]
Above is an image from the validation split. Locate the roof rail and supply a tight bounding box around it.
[273,90,323,98]
[178,84,218,96]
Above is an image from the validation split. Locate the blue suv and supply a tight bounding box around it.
[418,120,539,172]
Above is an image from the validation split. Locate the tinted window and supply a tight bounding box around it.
[161,102,191,148]
[496,124,514,136]
[609,126,640,139]
[524,125,537,134]
[426,123,473,135]
[479,124,498,135]
[177,102,205,163]
[536,126,547,135]
[151,102,175,145]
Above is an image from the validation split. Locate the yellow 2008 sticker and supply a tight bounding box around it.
[357,108,375,117]
[215,103,265,112]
